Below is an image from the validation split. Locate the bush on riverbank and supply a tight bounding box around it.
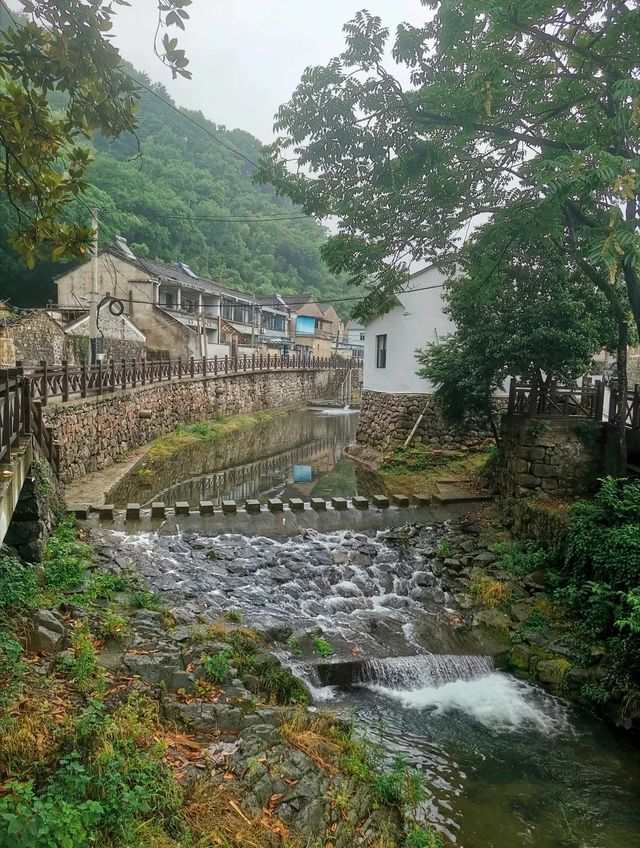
[496,478,640,712]
[549,477,640,709]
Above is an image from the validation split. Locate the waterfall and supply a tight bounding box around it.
[352,654,493,689]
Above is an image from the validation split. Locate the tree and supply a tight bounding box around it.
[257,2,639,319]
[417,208,620,444]
[0,0,191,266]
[255,1,639,470]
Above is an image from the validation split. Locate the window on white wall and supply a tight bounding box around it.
[376,334,387,368]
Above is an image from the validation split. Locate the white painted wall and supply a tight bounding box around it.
[363,265,454,394]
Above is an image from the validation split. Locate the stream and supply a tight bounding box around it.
[97,408,640,847]
[96,524,640,848]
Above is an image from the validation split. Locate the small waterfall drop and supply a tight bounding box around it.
[353,654,493,688]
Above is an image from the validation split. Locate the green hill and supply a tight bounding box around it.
[1,68,346,310]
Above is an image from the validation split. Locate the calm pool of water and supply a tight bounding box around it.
[107,407,361,507]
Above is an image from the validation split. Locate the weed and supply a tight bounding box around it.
[406,826,444,848]
[470,575,510,608]
[370,755,425,808]
[61,622,101,694]
[42,519,93,594]
[0,630,24,712]
[99,610,127,641]
[287,636,303,657]
[436,538,453,558]
[201,650,231,685]
[527,419,550,438]
[492,540,551,578]
[314,636,333,658]
[128,590,163,611]
[82,572,133,603]
[0,557,38,612]
[222,608,243,623]
[135,467,153,485]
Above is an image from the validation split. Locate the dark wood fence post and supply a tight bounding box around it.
[190,356,195,379]
[141,357,146,386]
[167,355,171,382]
[121,359,127,392]
[214,355,218,376]
[3,369,11,463]
[62,360,69,403]
[608,384,618,425]
[21,376,31,435]
[132,359,137,389]
[202,355,207,377]
[80,361,87,398]
[632,385,640,432]
[177,357,183,380]
[40,359,48,406]
[97,359,103,396]
[109,359,116,393]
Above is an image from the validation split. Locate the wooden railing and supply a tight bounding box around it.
[507,377,640,433]
[16,354,355,406]
[0,367,59,474]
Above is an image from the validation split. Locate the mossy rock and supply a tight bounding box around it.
[535,658,572,687]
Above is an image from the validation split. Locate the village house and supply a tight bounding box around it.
[338,319,365,360]
[279,295,341,358]
[0,304,145,367]
[356,265,457,449]
[54,237,292,360]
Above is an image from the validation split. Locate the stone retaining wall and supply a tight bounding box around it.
[44,369,340,482]
[498,415,602,500]
[356,389,489,452]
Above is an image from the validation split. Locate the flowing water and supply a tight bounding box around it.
[107,407,361,507]
[97,524,640,848]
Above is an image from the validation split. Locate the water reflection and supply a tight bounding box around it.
[108,408,360,507]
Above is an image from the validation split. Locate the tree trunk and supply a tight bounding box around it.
[615,320,628,477]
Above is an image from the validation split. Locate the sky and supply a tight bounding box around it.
[108,0,425,143]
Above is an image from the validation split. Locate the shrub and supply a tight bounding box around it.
[314,637,333,658]
[552,478,640,704]
[43,520,93,593]
[492,540,551,578]
[0,779,103,848]
[201,650,231,685]
[0,557,38,612]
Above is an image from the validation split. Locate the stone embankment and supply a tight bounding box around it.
[392,521,637,728]
[357,389,492,453]
[43,369,342,482]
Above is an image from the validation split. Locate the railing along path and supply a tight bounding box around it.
[26,354,351,405]
[507,376,640,433]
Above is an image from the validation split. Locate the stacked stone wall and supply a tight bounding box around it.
[356,389,489,453]
[0,312,66,366]
[498,415,602,500]
[43,369,341,482]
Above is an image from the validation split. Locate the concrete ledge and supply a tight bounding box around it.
[310,498,327,512]
[268,498,284,513]
[151,502,166,519]
[412,493,431,506]
[331,497,348,511]
[199,501,214,515]
[126,503,141,521]
[99,504,115,520]
[288,498,305,512]
[245,499,262,514]
[222,500,237,515]
[352,496,369,510]
[391,494,410,508]
[372,495,390,509]
[69,504,90,520]
[175,501,190,516]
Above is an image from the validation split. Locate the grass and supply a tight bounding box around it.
[378,445,493,497]
[313,636,333,658]
[470,575,510,608]
[146,410,287,462]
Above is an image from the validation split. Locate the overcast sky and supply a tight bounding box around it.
[108,0,424,143]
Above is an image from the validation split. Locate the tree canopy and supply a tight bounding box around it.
[256,1,640,329]
[0,0,191,265]
[417,209,620,438]
[0,3,346,311]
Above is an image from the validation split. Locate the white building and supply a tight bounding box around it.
[362,265,453,394]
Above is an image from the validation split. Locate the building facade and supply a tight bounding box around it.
[54,238,292,360]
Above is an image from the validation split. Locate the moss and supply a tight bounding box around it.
[146,409,289,461]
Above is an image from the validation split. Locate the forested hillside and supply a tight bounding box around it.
[1,68,345,309]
